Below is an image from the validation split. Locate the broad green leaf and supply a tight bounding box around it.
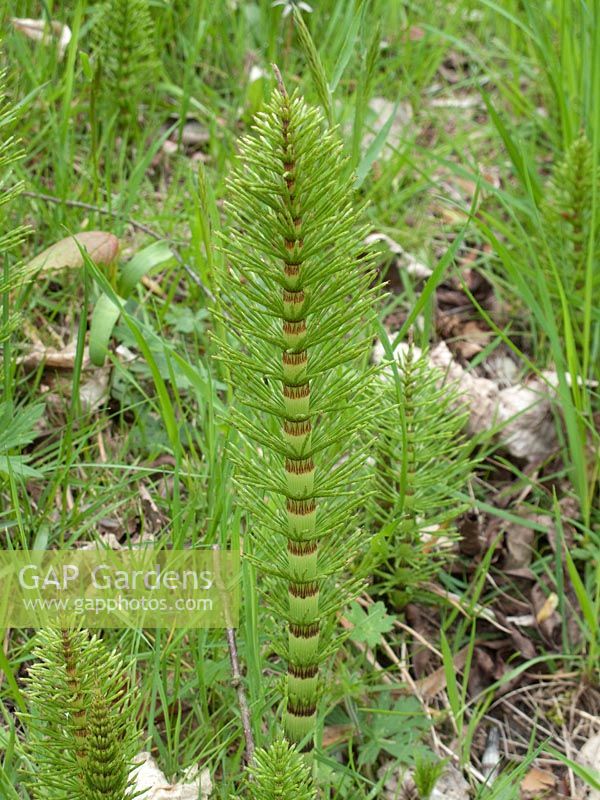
[347,601,394,647]
[89,292,123,366]
[118,240,173,297]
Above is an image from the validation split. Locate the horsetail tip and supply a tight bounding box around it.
[272,63,287,98]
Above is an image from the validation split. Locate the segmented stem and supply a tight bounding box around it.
[277,84,319,743]
[223,74,376,749]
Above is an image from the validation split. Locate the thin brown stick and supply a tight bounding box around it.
[226,626,255,764]
[212,545,255,764]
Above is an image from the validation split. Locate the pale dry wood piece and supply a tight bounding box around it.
[132,752,212,799]
[10,17,71,58]
[96,431,107,464]
[19,341,91,370]
[374,338,564,462]
[577,734,600,800]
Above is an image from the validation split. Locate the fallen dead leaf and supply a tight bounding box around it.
[428,341,558,462]
[20,340,115,416]
[365,232,433,280]
[577,734,600,800]
[531,584,561,642]
[322,724,353,747]
[79,533,122,551]
[180,120,210,148]
[26,232,119,275]
[10,18,71,58]
[79,367,111,413]
[431,764,470,800]
[132,752,211,799]
[20,341,90,370]
[504,520,535,571]
[521,766,556,795]
[417,644,470,698]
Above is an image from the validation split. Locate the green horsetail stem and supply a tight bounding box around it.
[22,627,140,800]
[221,68,378,747]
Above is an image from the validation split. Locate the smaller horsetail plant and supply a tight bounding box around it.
[541,134,599,357]
[219,69,380,747]
[230,738,316,800]
[21,627,140,800]
[92,0,158,135]
[368,339,473,605]
[0,60,30,356]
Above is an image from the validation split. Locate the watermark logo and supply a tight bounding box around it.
[0,549,239,629]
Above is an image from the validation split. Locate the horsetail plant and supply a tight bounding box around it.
[21,627,140,800]
[231,738,316,800]
[0,57,45,476]
[369,340,472,605]
[219,69,379,747]
[92,0,158,136]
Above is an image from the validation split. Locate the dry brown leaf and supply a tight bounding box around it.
[79,367,111,413]
[521,767,556,795]
[504,521,535,571]
[79,533,122,551]
[409,26,425,41]
[417,644,470,698]
[365,232,433,279]
[531,584,561,642]
[10,18,71,58]
[20,340,111,414]
[180,120,210,148]
[26,232,119,274]
[322,724,353,747]
[20,341,90,370]
[427,341,558,462]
